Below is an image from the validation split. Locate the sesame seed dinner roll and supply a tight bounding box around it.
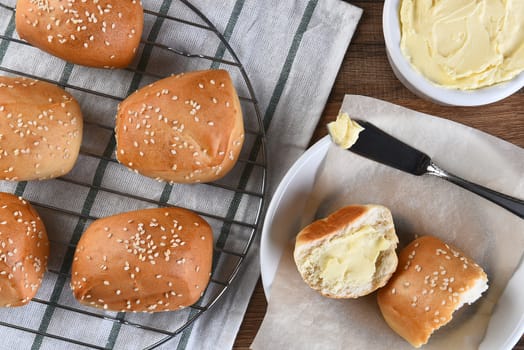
[71,207,213,312]
[115,69,244,184]
[0,192,49,307]
[377,236,488,348]
[0,76,83,181]
[15,0,143,68]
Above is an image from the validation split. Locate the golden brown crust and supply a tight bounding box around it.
[15,0,143,68]
[0,192,49,307]
[377,236,488,348]
[295,205,368,247]
[115,69,244,183]
[0,76,83,181]
[71,207,213,312]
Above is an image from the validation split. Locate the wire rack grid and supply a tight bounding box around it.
[0,0,267,349]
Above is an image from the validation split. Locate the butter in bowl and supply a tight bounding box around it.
[382,0,524,106]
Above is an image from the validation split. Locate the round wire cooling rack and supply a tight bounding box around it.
[0,0,268,349]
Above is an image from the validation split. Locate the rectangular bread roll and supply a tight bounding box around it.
[0,192,49,307]
[71,207,213,312]
[16,0,143,68]
[115,70,244,183]
[0,76,83,181]
[377,236,488,348]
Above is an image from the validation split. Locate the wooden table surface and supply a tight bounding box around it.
[233,1,524,348]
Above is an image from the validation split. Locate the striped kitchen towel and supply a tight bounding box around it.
[0,0,361,348]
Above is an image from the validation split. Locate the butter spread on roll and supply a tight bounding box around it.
[115,69,244,184]
[294,205,399,298]
[377,236,488,348]
[400,0,524,89]
[320,225,391,287]
[0,192,49,307]
[0,76,83,181]
[15,0,144,68]
[71,207,213,312]
[327,112,364,149]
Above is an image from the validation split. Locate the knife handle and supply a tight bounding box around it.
[426,162,524,219]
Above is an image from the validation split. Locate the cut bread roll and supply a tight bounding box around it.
[15,0,143,68]
[0,76,83,181]
[0,192,49,307]
[294,205,399,298]
[71,207,213,312]
[115,69,244,183]
[377,236,488,348]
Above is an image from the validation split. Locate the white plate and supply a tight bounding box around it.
[260,135,524,349]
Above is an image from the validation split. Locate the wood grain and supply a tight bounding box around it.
[233,0,523,348]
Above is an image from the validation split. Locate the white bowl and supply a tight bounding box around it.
[382,0,524,106]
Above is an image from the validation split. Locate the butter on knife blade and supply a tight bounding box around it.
[327,112,364,149]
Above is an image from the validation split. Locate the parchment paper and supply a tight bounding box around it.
[251,95,524,350]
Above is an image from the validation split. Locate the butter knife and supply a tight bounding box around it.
[348,120,524,219]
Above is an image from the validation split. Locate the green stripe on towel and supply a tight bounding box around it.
[105,0,174,348]
[31,137,116,350]
[210,0,246,70]
[0,14,15,63]
[177,1,319,349]
[175,1,248,349]
[31,0,171,342]
[28,61,78,349]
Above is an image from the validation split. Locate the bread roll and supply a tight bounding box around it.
[115,69,244,184]
[15,0,143,68]
[0,192,49,307]
[71,207,213,312]
[377,236,488,348]
[0,76,83,181]
[294,205,399,298]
